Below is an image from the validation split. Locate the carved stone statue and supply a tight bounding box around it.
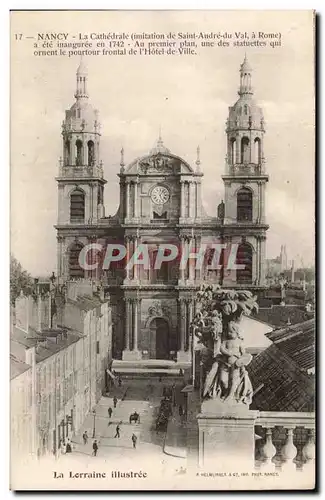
[192,285,258,407]
[203,321,253,405]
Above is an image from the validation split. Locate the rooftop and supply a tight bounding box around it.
[266,319,315,372]
[248,344,314,412]
[253,305,314,328]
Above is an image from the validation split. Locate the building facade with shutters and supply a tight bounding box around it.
[11,281,112,459]
[55,57,269,365]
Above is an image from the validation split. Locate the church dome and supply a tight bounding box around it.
[65,101,98,132]
[227,56,264,130]
[228,95,264,129]
[149,135,170,155]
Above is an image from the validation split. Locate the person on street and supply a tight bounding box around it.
[92,440,98,457]
[179,405,183,417]
[131,433,137,449]
[108,407,113,419]
[113,396,118,408]
[65,439,72,453]
[118,376,122,387]
[114,422,121,438]
[82,431,88,445]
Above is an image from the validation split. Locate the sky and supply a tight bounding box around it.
[10,10,315,276]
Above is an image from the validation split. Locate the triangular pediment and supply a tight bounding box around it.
[125,152,194,175]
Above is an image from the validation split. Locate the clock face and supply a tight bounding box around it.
[151,186,170,205]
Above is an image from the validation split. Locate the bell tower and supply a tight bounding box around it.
[56,60,107,280]
[222,56,269,286]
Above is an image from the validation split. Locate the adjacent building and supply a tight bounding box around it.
[10,280,112,460]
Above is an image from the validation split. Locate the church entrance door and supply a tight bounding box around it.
[149,318,169,360]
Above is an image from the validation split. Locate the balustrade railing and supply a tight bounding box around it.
[59,164,104,178]
[226,163,265,176]
[255,411,315,473]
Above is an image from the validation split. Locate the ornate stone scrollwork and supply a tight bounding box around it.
[148,300,170,319]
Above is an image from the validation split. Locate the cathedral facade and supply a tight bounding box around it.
[55,57,269,364]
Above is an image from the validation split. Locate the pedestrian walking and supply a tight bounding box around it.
[179,405,183,417]
[108,407,113,419]
[118,376,122,387]
[92,440,98,457]
[113,396,118,408]
[131,433,137,449]
[65,439,72,453]
[82,431,88,445]
[114,422,121,438]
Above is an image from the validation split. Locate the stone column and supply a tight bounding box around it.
[125,299,131,350]
[236,134,241,163]
[260,181,265,223]
[179,236,185,283]
[133,236,138,281]
[125,181,130,220]
[260,237,266,285]
[57,236,64,278]
[255,237,260,285]
[180,180,185,218]
[177,297,191,363]
[188,237,195,282]
[195,236,202,281]
[125,236,131,281]
[133,181,138,218]
[189,181,194,219]
[132,298,141,352]
[196,181,202,219]
[123,298,141,361]
[178,298,185,352]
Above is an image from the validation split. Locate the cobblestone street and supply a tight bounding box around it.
[59,377,187,474]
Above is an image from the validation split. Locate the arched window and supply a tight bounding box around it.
[236,243,253,284]
[230,138,236,164]
[240,136,250,164]
[75,140,83,166]
[69,242,84,279]
[254,137,261,164]
[70,189,85,222]
[237,188,253,221]
[64,140,70,166]
[244,104,249,115]
[87,140,94,166]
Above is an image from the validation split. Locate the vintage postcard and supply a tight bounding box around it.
[10,10,315,491]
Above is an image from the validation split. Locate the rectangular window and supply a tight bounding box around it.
[96,341,100,354]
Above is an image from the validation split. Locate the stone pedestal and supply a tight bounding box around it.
[177,350,191,363]
[197,399,258,471]
[122,349,142,361]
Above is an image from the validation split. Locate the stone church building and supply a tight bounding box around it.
[55,56,269,365]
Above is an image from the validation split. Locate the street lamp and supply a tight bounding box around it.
[92,409,96,438]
